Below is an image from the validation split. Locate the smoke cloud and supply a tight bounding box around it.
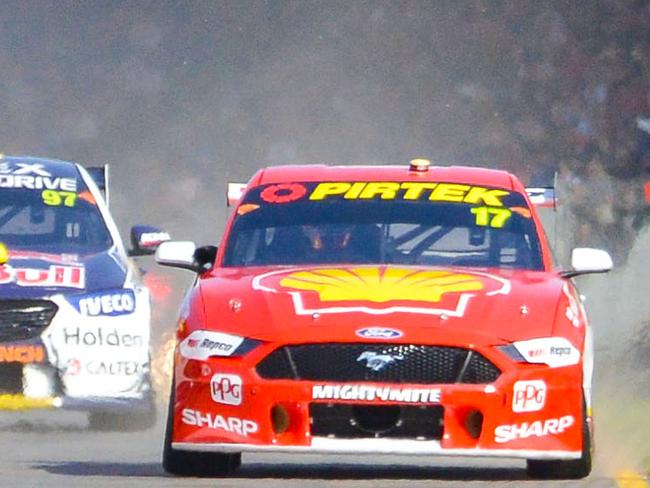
[1,1,648,474]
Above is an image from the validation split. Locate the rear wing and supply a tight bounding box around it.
[227,182,247,206]
[86,165,110,206]
[525,187,556,210]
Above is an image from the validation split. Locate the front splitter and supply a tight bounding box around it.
[173,437,582,460]
[0,394,152,412]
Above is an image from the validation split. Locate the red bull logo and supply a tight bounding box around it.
[0,264,85,289]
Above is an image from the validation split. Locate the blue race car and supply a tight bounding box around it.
[0,155,168,429]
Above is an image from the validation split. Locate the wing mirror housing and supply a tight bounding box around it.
[155,241,217,273]
[129,225,171,256]
[560,248,613,278]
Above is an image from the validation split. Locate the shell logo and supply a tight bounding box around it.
[279,267,483,303]
[253,266,510,317]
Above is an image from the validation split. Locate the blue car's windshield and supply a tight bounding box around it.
[223,181,544,270]
[0,185,113,254]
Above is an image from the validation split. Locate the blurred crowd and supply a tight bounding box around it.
[0,1,648,263]
[442,1,650,263]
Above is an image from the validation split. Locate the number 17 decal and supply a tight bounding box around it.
[471,206,512,228]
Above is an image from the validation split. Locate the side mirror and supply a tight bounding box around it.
[155,241,217,273]
[560,248,613,278]
[193,245,218,272]
[155,241,198,271]
[129,225,171,256]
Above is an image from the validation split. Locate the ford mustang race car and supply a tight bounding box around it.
[156,159,612,478]
[0,155,168,429]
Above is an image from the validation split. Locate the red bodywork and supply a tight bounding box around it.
[169,165,590,460]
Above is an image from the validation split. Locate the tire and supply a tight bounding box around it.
[162,379,241,477]
[526,401,592,479]
[87,366,158,431]
[88,398,157,432]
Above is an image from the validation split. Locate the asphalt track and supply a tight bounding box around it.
[0,409,641,488]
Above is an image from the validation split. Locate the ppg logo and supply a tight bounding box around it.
[72,290,136,317]
[210,373,242,406]
[512,380,546,413]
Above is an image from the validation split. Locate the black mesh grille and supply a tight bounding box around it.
[310,403,444,439]
[0,300,58,342]
[0,363,23,394]
[256,343,500,384]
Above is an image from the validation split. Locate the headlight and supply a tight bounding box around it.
[179,330,262,360]
[497,337,580,368]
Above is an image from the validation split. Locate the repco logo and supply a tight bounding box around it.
[210,373,242,406]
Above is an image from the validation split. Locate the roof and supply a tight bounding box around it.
[251,164,520,190]
[0,155,80,179]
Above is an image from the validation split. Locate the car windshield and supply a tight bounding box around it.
[0,184,113,254]
[223,181,544,270]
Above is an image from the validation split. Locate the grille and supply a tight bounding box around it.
[0,300,58,342]
[256,343,500,384]
[310,403,444,439]
[0,363,23,394]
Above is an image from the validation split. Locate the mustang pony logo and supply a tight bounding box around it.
[253,266,510,317]
[357,351,403,371]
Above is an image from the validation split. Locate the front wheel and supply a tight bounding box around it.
[526,402,592,479]
[162,379,241,477]
[88,398,157,432]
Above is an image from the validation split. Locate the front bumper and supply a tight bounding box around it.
[171,347,586,461]
[0,392,154,413]
[173,438,581,460]
[0,288,153,413]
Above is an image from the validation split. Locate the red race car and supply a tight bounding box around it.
[156,160,612,479]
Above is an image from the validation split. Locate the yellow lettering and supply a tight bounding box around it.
[488,208,512,228]
[464,187,509,206]
[429,183,471,202]
[42,190,77,207]
[400,182,438,200]
[344,182,367,199]
[310,182,351,200]
[308,181,510,206]
[471,207,512,228]
[471,207,489,226]
[359,182,401,199]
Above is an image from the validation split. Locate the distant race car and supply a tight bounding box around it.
[156,159,612,478]
[0,155,169,429]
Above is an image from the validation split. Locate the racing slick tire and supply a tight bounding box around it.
[87,402,157,432]
[162,379,241,477]
[526,401,592,479]
[88,371,157,431]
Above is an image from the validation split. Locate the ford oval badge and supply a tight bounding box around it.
[356,327,403,339]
